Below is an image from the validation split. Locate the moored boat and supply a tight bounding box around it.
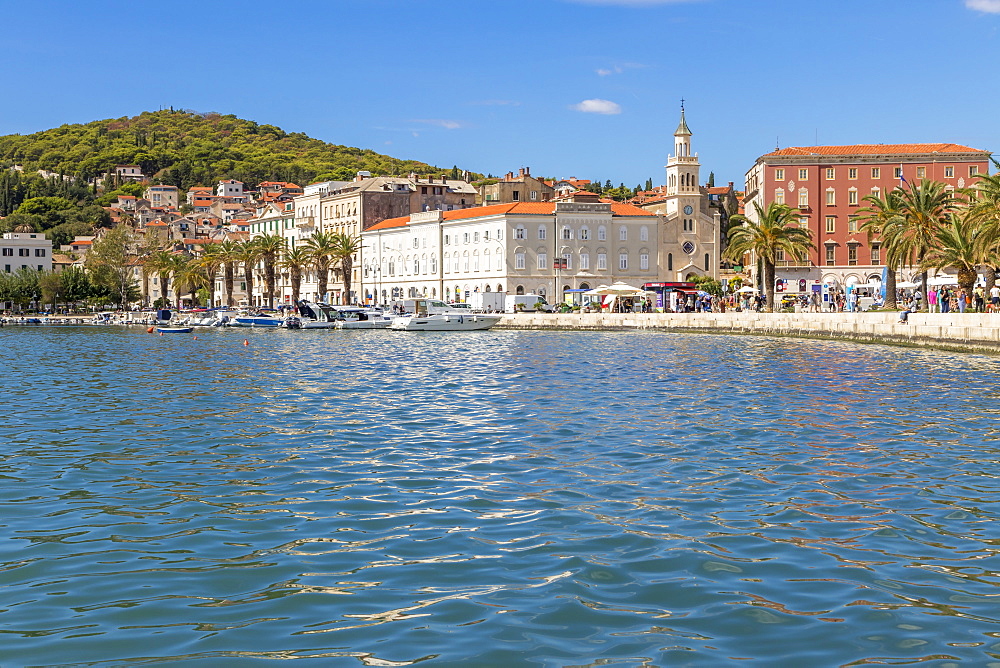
[389,298,502,331]
[156,326,193,333]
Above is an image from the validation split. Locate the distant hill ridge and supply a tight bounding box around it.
[0,109,455,191]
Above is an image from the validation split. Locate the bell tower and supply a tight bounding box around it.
[666,100,700,197]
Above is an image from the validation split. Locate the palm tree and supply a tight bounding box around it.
[922,211,985,298]
[855,190,904,309]
[281,246,312,305]
[253,233,287,309]
[724,202,814,312]
[966,171,1000,293]
[175,257,210,309]
[169,254,193,309]
[196,242,224,307]
[235,240,263,308]
[216,239,241,307]
[303,231,338,303]
[146,249,177,308]
[330,232,362,304]
[885,179,958,300]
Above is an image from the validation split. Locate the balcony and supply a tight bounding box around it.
[775,259,812,268]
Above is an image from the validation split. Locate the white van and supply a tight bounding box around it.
[504,294,552,313]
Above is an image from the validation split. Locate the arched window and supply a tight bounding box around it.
[619,227,627,241]
[516,285,525,295]
[705,253,710,271]
[537,225,547,240]
[598,226,607,241]
[484,284,491,292]
[640,225,649,242]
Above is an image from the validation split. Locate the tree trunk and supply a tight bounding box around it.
[224,263,234,307]
[265,263,275,310]
[317,262,329,302]
[919,269,928,310]
[763,261,776,312]
[342,258,353,305]
[244,263,254,308]
[883,266,897,310]
[981,264,996,294]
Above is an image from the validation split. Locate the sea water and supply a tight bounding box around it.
[2,326,999,667]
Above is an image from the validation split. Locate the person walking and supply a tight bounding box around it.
[991,285,1000,313]
[941,288,951,314]
[928,288,938,313]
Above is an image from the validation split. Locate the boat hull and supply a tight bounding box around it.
[389,314,501,331]
[157,327,193,333]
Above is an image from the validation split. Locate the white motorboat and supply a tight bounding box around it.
[284,301,340,329]
[231,312,284,328]
[389,298,502,331]
[333,306,393,329]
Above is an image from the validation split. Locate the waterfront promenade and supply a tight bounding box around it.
[497,311,1000,353]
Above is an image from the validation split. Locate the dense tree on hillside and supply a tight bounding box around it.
[0,110,455,193]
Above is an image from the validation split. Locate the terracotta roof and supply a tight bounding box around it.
[707,186,732,194]
[765,143,988,157]
[73,240,92,245]
[146,220,168,227]
[367,201,654,231]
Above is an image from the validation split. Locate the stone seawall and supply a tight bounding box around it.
[495,312,1000,354]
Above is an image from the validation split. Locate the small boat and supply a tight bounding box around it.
[389,298,502,332]
[231,312,283,328]
[333,306,393,329]
[156,326,193,333]
[283,301,340,329]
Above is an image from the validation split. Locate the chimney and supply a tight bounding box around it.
[518,167,525,177]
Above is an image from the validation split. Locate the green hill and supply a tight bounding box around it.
[0,109,453,194]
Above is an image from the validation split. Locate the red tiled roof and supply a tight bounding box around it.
[146,220,168,227]
[765,143,988,157]
[367,201,654,231]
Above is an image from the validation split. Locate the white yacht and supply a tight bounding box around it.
[389,298,502,332]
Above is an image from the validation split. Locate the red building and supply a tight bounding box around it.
[744,143,992,292]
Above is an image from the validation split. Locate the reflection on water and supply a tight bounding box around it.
[2,326,1000,666]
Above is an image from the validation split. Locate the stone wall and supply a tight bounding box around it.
[495,312,1000,354]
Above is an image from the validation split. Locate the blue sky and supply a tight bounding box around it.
[2,0,999,189]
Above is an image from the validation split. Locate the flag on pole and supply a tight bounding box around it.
[899,163,908,186]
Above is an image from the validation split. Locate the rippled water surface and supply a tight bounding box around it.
[2,326,1000,667]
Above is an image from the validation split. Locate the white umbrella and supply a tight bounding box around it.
[604,281,643,294]
[737,286,759,293]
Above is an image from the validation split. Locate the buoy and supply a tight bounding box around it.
[147,326,154,334]
[193,336,197,340]
[243,339,249,346]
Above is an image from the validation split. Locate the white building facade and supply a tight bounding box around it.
[361,193,659,305]
[2,232,53,274]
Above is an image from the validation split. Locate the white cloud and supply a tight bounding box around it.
[966,0,1000,12]
[411,119,463,129]
[596,62,645,76]
[572,99,622,115]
